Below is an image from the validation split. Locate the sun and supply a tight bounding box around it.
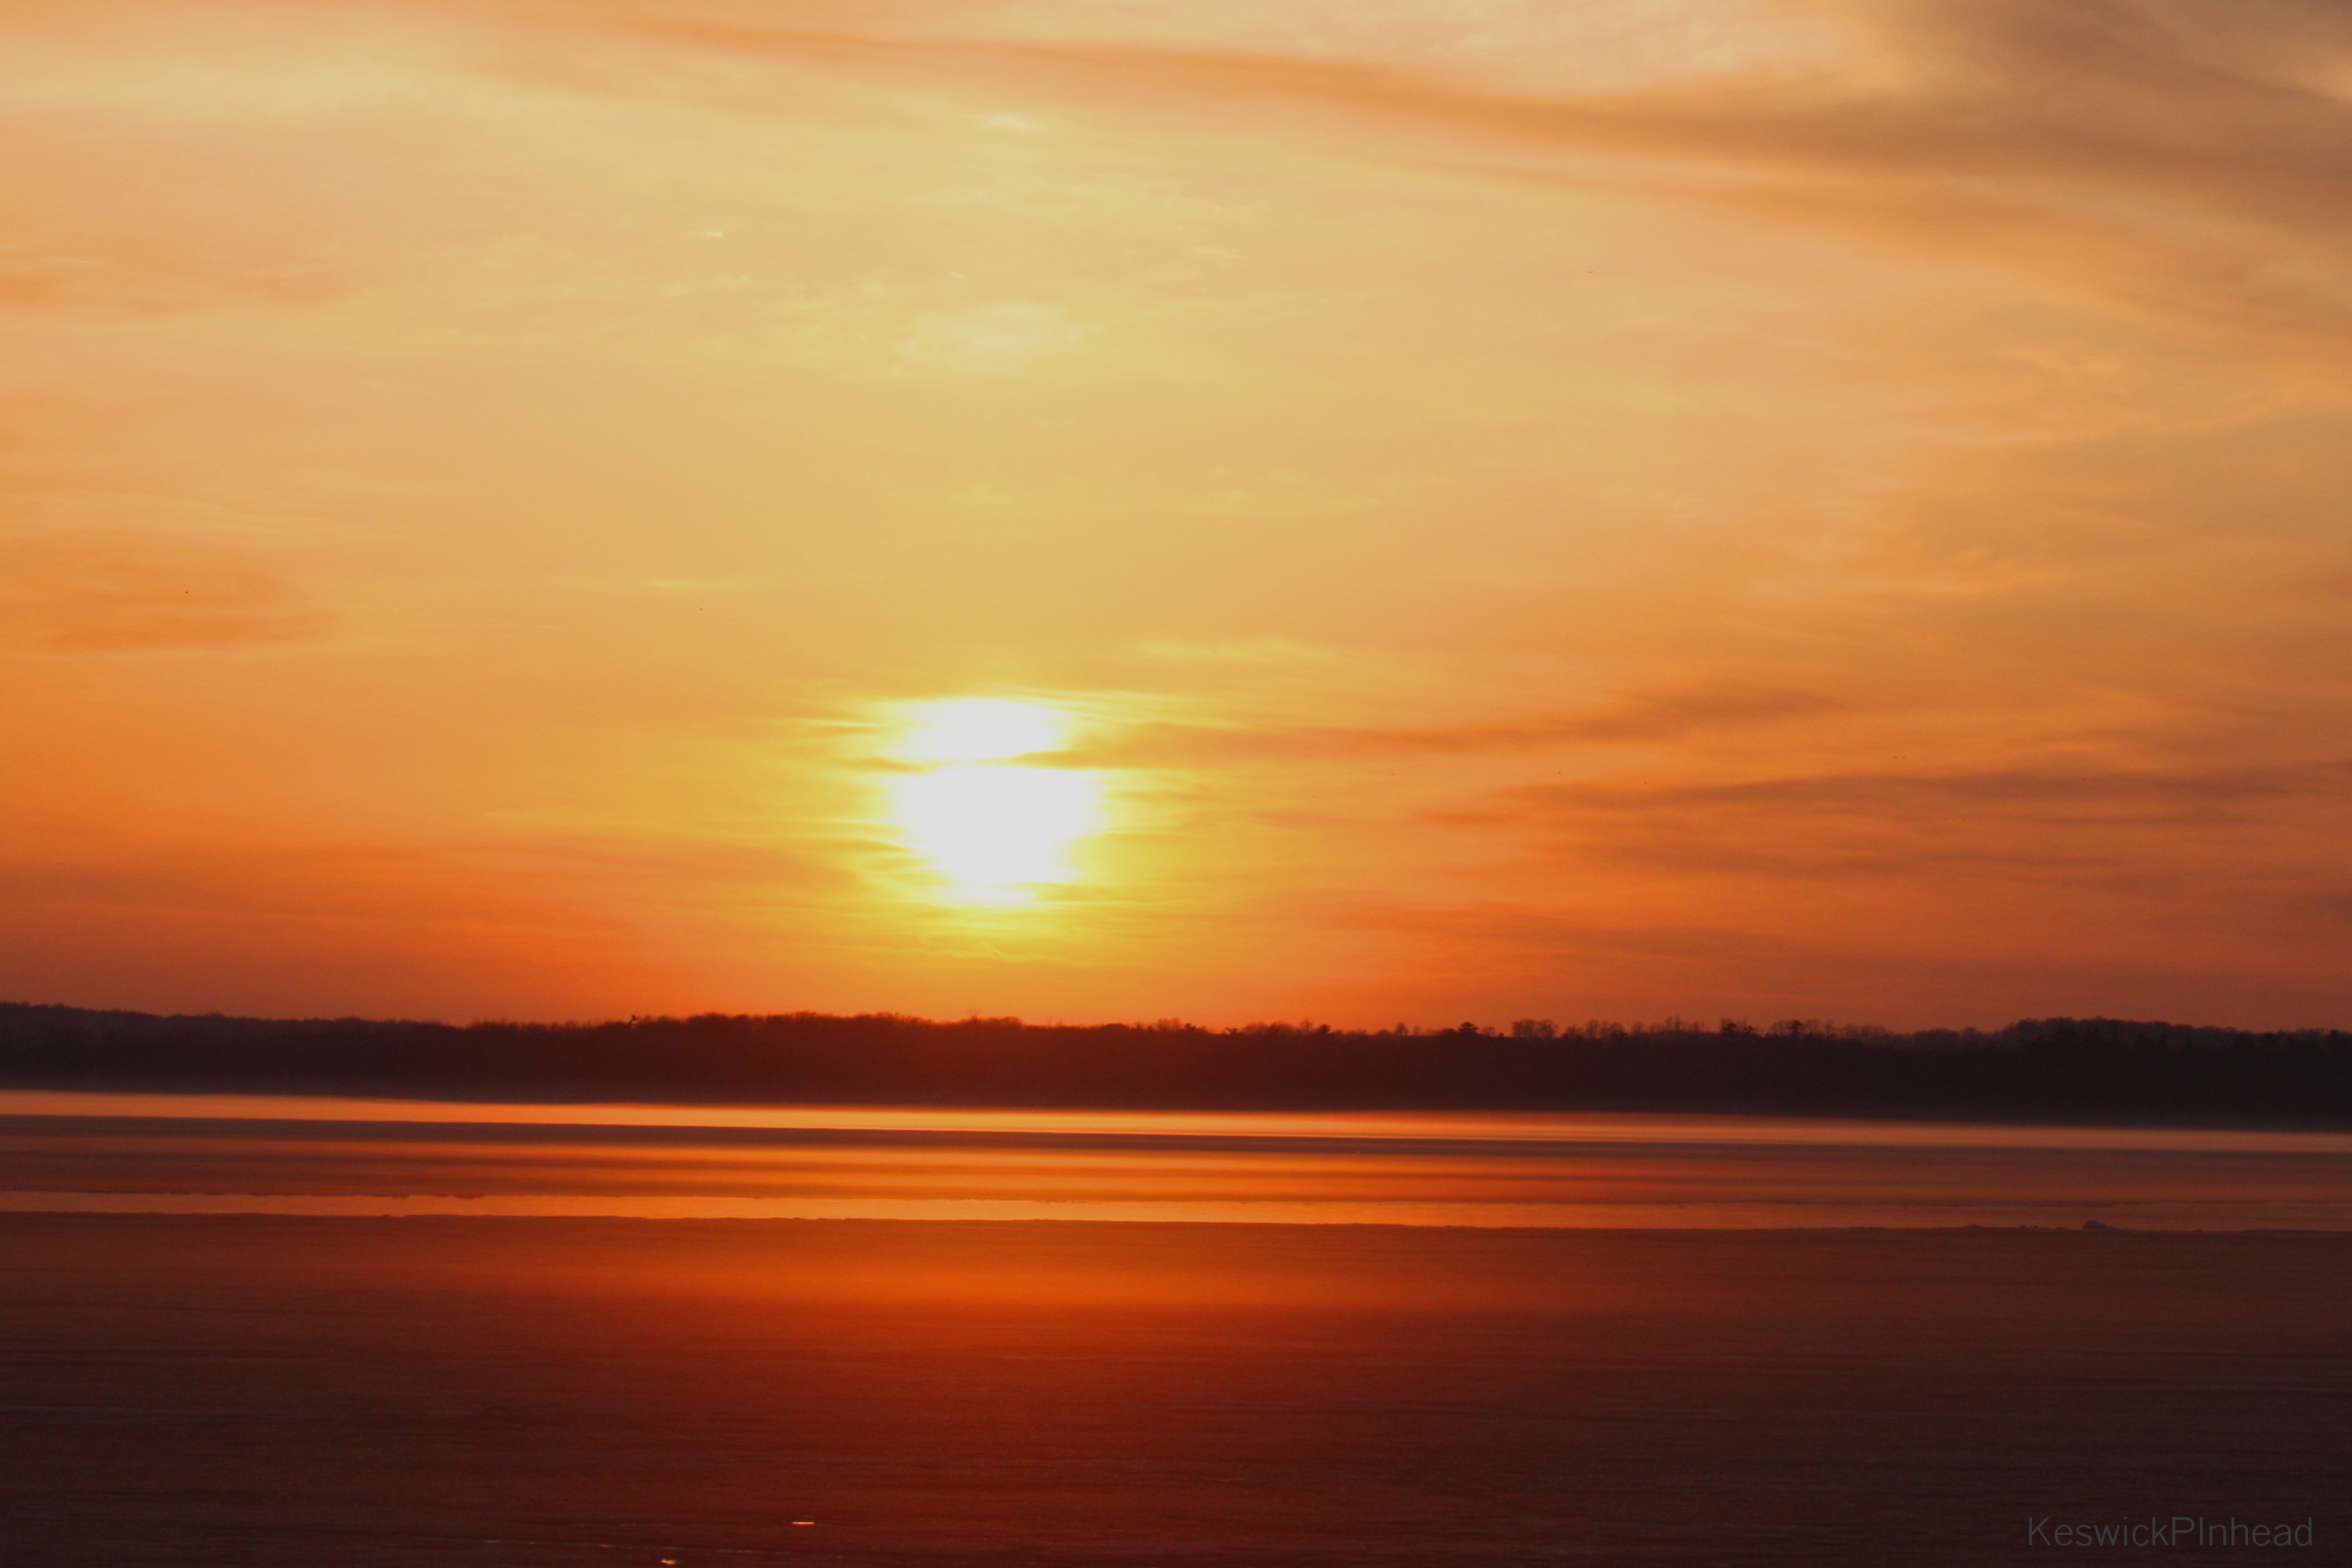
[887,700,1105,902]
[898,698,1069,764]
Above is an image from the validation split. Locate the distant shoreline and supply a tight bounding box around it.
[7,1002,2350,1129]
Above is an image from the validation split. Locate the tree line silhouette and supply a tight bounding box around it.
[4,1002,2349,1124]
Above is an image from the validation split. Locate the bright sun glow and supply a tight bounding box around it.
[890,700,1105,901]
[899,698,1071,764]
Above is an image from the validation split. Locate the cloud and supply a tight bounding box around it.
[1537,680,1847,742]
[488,0,2352,361]
[0,238,348,318]
[1519,759,2352,826]
[1482,758,2352,899]
[899,301,1088,373]
[1131,637,1342,667]
[0,530,325,652]
[21,2,2349,349]
[0,53,402,320]
[1061,679,1843,764]
[0,830,683,1022]
[1314,894,2352,1025]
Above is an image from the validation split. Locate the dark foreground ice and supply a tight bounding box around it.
[1,1214,2343,1565]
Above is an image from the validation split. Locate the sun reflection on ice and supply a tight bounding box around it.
[888,699,1106,903]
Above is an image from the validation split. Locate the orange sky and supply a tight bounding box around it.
[6,0,2351,1029]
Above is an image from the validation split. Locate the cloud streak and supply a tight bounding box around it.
[1057,681,1845,764]
[0,530,324,652]
[484,0,2352,355]
[1517,758,2352,827]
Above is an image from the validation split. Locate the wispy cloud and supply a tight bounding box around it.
[1518,758,2352,826]
[1057,680,1844,764]
[1469,758,2352,919]
[473,1,2352,354]
[1315,894,2352,1025]
[899,301,1089,373]
[0,530,323,652]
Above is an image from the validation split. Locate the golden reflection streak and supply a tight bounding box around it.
[8,1091,2352,1154]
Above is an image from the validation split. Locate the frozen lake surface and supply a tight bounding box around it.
[5,1091,2349,1227]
